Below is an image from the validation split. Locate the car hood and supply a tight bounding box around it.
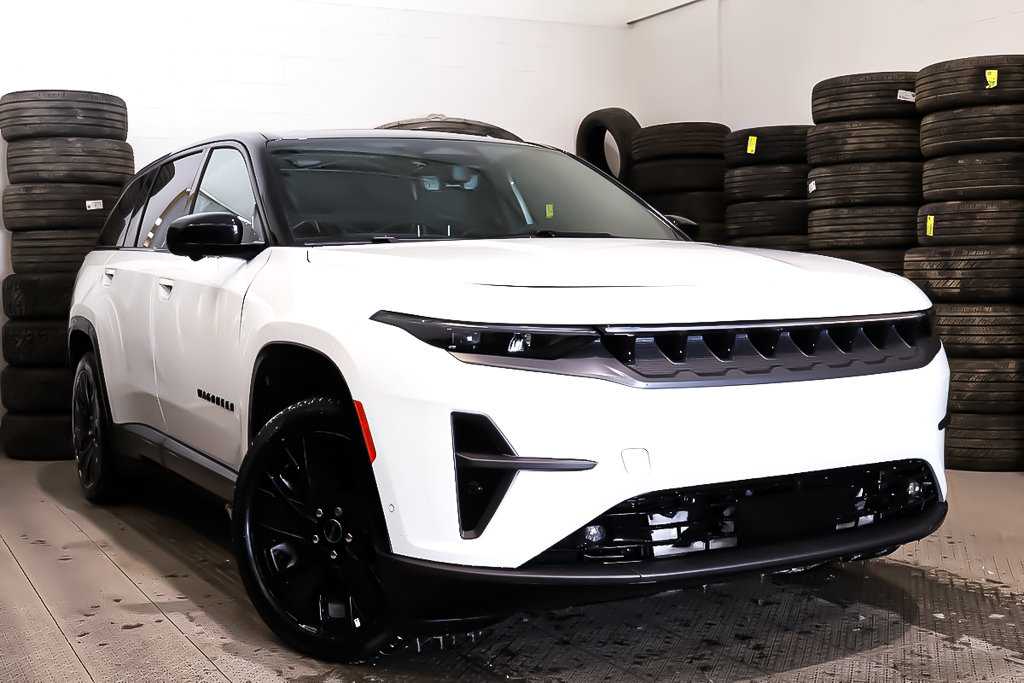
[304,239,932,324]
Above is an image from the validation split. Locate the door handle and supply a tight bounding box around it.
[157,278,175,301]
[103,269,115,286]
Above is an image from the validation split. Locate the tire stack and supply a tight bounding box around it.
[723,126,811,251]
[626,122,731,244]
[905,55,1024,472]
[805,72,922,274]
[0,90,131,461]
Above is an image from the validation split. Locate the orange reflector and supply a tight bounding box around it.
[353,400,377,463]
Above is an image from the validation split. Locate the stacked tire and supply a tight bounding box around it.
[806,72,922,274]
[625,122,730,243]
[723,126,811,251]
[906,55,1024,471]
[0,90,131,461]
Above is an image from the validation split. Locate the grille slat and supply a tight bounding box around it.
[530,460,938,566]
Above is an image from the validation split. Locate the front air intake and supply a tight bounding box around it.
[451,413,517,539]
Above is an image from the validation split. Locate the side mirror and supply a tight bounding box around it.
[663,214,700,241]
[166,212,265,261]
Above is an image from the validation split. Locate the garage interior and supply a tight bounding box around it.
[1,0,1023,681]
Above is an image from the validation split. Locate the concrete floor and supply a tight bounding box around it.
[1,456,1023,683]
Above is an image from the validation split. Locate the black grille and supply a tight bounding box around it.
[530,460,939,565]
[597,311,939,386]
[450,310,941,389]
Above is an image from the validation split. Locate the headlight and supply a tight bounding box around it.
[370,310,598,360]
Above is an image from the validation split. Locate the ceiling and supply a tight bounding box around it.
[329,0,692,26]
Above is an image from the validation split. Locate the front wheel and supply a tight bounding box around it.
[233,397,397,661]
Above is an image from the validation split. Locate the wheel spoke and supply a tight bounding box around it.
[299,431,348,504]
[270,557,332,623]
[340,544,385,625]
[260,469,315,524]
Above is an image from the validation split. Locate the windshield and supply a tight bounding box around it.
[265,137,680,244]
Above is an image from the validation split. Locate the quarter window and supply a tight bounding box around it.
[193,148,261,244]
[137,152,203,249]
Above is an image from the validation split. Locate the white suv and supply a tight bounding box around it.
[70,131,950,661]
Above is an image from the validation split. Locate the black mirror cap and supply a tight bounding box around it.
[166,212,264,261]
[663,213,700,241]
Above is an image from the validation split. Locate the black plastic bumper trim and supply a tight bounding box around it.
[382,502,945,586]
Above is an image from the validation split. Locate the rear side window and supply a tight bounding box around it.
[137,152,204,249]
[97,172,153,247]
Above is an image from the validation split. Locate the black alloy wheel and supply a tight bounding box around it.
[72,351,118,502]
[233,397,397,662]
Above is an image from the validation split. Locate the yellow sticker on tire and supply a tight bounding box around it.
[986,69,999,89]
[746,136,757,154]
[926,215,935,236]
[545,204,554,219]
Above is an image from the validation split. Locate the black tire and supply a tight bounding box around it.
[920,104,1024,158]
[922,152,1024,201]
[641,191,726,224]
[630,158,726,194]
[1,366,72,413]
[71,352,121,502]
[807,206,918,249]
[934,304,1024,357]
[2,183,120,230]
[806,120,921,165]
[576,107,641,180]
[904,245,1024,302]
[630,122,729,162]
[375,116,521,142]
[7,138,134,185]
[945,413,1024,471]
[723,164,809,201]
[918,200,1024,246]
[234,398,398,662]
[10,229,100,274]
[729,235,808,251]
[0,90,128,141]
[811,71,918,123]
[807,162,922,209]
[810,248,907,275]
[948,359,1024,414]
[3,273,76,319]
[2,321,68,366]
[723,126,810,167]
[0,413,72,461]
[725,200,808,239]
[916,55,1024,114]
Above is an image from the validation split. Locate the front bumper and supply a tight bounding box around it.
[378,500,947,622]
[353,331,949,568]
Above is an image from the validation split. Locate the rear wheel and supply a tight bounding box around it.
[72,352,119,502]
[233,397,397,662]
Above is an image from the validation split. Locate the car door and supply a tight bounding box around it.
[150,145,268,467]
[96,153,204,428]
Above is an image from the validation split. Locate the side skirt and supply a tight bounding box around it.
[111,423,237,501]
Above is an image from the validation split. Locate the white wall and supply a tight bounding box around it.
[0,0,634,169]
[629,0,1024,130]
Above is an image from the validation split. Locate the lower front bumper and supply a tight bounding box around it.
[378,501,947,625]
